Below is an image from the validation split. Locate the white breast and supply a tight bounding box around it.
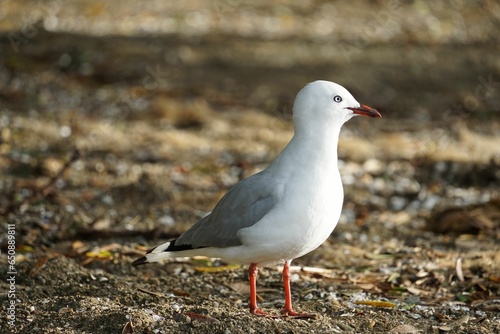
[237,160,344,265]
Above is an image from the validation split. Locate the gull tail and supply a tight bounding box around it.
[132,239,200,266]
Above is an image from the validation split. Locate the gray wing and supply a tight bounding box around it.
[175,171,281,248]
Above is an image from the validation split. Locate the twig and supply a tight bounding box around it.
[40,148,81,197]
[1,148,81,215]
[456,257,465,282]
[137,288,166,298]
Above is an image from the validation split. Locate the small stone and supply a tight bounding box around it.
[152,314,164,322]
[159,215,175,226]
[421,195,441,210]
[389,196,407,211]
[304,293,314,300]
[59,125,72,138]
[363,158,383,175]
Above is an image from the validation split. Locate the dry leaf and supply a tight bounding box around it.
[438,325,454,331]
[58,307,74,314]
[389,324,421,333]
[85,250,113,259]
[489,275,500,283]
[406,287,425,295]
[356,283,376,290]
[72,240,90,254]
[452,314,470,326]
[137,288,165,298]
[354,300,396,308]
[30,257,49,277]
[194,264,240,273]
[122,321,134,334]
[229,282,250,295]
[435,312,450,321]
[171,289,190,297]
[17,245,35,253]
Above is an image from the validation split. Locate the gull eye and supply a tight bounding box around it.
[333,95,342,103]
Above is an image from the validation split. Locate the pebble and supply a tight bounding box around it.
[59,125,72,137]
[393,178,420,195]
[152,314,164,322]
[420,194,441,210]
[159,215,175,226]
[342,232,353,242]
[363,158,384,175]
[359,233,368,243]
[389,196,407,211]
[290,273,300,283]
[101,194,114,205]
[370,177,386,193]
[303,293,314,300]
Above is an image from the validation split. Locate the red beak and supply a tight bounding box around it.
[346,104,382,118]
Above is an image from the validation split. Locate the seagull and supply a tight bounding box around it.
[133,80,381,317]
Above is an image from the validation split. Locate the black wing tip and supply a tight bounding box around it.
[164,243,196,252]
[132,256,149,267]
[131,245,160,266]
[132,240,204,267]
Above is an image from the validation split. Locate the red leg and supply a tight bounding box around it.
[249,263,267,316]
[281,261,316,318]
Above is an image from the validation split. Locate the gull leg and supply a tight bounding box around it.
[249,263,268,316]
[281,261,316,319]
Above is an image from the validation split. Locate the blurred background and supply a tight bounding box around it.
[1,0,498,226]
[0,1,499,332]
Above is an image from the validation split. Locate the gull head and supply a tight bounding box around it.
[292,80,381,133]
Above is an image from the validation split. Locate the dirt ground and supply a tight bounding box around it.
[1,1,500,333]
